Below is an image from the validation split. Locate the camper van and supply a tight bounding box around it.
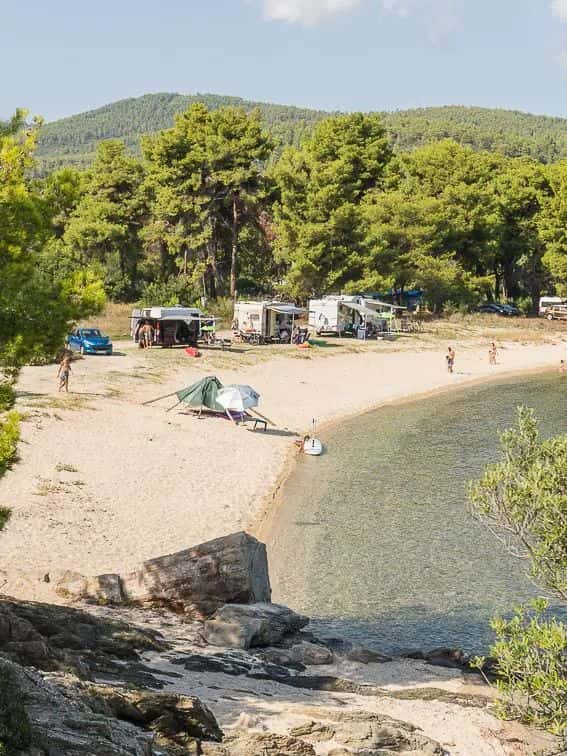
[130,306,214,347]
[232,301,305,344]
[539,296,567,317]
[308,295,404,337]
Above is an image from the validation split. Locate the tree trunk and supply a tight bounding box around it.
[230,194,239,299]
[207,217,222,298]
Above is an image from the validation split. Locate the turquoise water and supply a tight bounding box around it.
[268,372,567,654]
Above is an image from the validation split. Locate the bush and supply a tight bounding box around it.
[473,599,567,736]
[0,384,14,412]
[0,412,20,476]
[0,665,32,755]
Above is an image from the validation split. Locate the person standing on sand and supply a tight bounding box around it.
[446,346,455,374]
[560,360,566,373]
[57,354,72,392]
[489,342,497,366]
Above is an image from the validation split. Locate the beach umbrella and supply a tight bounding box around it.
[216,384,260,413]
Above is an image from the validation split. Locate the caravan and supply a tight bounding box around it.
[308,295,406,337]
[232,301,306,344]
[130,306,215,347]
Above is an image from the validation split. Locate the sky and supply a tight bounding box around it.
[2,0,567,122]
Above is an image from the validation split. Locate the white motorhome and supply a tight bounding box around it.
[308,295,405,336]
[539,296,567,317]
[130,306,214,347]
[232,301,305,343]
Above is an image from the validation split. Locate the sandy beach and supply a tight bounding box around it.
[1,331,566,598]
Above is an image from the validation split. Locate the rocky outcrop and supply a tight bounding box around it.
[52,532,271,618]
[202,731,316,755]
[289,709,445,754]
[202,602,309,649]
[0,658,154,755]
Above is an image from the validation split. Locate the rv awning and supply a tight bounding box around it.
[364,299,406,311]
[340,302,384,318]
[267,305,306,315]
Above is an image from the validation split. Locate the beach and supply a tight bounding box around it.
[1,331,566,599]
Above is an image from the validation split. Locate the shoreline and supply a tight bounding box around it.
[251,359,560,543]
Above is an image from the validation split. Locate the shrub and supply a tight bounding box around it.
[473,599,567,736]
[0,665,32,755]
[0,384,14,412]
[470,408,567,736]
[0,412,20,476]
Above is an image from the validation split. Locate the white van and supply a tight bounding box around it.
[539,296,567,317]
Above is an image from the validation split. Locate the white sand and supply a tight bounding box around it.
[0,337,565,595]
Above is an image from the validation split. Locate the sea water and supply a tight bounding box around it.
[268,371,567,654]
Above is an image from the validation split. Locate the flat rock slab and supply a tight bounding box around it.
[203,602,309,649]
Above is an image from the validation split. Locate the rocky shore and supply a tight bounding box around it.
[0,534,560,755]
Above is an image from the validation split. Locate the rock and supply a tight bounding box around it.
[290,710,444,755]
[53,571,123,604]
[201,619,261,649]
[206,732,316,755]
[404,647,470,669]
[0,658,153,755]
[322,637,392,664]
[203,603,308,649]
[0,598,162,680]
[289,641,334,666]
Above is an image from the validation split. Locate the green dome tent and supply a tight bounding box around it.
[174,376,224,412]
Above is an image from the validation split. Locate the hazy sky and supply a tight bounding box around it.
[2,0,567,122]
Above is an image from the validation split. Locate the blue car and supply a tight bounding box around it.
[67,328,113,355]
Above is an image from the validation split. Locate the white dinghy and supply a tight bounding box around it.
[303,419,323,456]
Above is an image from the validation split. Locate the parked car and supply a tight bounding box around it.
[499,304,521,317]
[476,303,508,315]
[66,328,113,355]
[476,303,520,316]
[544,305,567,321]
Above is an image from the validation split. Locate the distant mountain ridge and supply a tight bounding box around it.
[36,92,567,171]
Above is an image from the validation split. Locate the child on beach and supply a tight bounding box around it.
[446,346,455,374]
[57,354,72,392]
[489,342,497,366]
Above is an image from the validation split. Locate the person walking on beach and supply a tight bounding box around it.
[144,322,154,349]
[489,342,497,366]
[57,354,72,392]
[446,346,455,374]
[560,360,566,373]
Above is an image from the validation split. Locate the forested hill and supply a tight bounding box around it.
[36,93,329,171]
[36,92,567,171]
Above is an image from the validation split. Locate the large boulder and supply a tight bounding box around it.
[203,603,309,649]
[52,532,271,619]
[0,659,153,755]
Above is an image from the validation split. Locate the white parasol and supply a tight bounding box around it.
[216,385,260,414]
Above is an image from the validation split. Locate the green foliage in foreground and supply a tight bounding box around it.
[0,665,32,755]
[470,408,567,600]
[473,600,567,736]
[0,412,20,476]
[1,111,105,372]
[470,409,567,735]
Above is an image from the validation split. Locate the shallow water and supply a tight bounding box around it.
[268,372,567,654]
